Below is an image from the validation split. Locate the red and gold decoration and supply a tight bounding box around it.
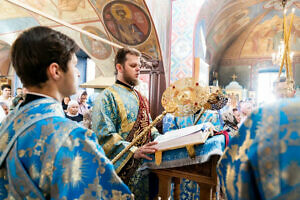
[161,78,209,117]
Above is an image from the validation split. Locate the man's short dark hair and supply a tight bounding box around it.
[1,84,11,91]
[81,91,88,96]
[114,47,141,74]
[11,26,79,87]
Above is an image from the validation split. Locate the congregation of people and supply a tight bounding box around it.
[0,82,255,135]
[0,26,299,200]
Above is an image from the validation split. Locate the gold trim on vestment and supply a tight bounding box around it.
[102,133,123,154]
[115,146,138,173]
[107,87,136,133]
[116,149,134,174]
[108,84,141,173]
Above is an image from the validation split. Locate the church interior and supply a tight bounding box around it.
[0,0,300,199]
[1,0,300,111]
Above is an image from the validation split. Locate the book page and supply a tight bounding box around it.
[153,122,213,151]
[155,122,212,143]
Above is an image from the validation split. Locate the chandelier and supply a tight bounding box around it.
[273,0,296,97]
[272,41,294,66]
[272,0,295,82]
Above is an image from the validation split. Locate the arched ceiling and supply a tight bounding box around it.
[198,0,300,68]
[0,0,162,77]
[2,0,300,79]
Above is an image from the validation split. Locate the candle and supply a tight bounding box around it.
[284,9,287,42]
[287,9,295,78]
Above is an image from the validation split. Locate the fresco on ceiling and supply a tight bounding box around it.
[0,1,39,34]
[206,0,258,49]
[0,0,98,34]
[0,0,163,77]
[80,26,112,60]
[90,0,162,60]
[221,9,269,61]
[0,0,32,20]
[0,41,10,76]
[202,0,300,65]
[50,0,86,17]
[18,0,98,26]
[222,14,300,59]
[203,0,261,65]
[213,9,250,46]
[102,1,151,46]
[0,1,110,76]
[20,0,86,16]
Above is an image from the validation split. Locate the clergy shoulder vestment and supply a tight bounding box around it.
[92,83,160,176]
[0,97,132,200]
[218,97,300,200]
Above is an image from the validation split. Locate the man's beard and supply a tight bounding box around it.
[123,71,139,86]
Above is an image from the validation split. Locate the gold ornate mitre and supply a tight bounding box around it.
[204,86,228,110]
[161,78,210,117]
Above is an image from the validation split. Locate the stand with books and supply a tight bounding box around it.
[153,122,214,165]
[142,134,226,200]
[143,79,227,200]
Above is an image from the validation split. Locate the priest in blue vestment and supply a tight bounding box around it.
[0,26,132,199]
[218,97,300,200]
[92,48,160,199]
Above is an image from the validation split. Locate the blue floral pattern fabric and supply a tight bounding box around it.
[218,97,300,200]
[0,97,132,200]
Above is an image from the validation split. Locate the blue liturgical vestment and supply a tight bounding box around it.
[218,97,300,200]
[92,83,160,173]
[0,97,132,199]
[92,83,160,199]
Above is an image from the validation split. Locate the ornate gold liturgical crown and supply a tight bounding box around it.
[111,77,210,164]
[161,78,210,117]
[193,86,228,125]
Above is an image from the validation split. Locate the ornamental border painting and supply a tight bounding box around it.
[80,26,112,60]
[102,0,151,46]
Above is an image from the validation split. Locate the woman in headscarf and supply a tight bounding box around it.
[65,100,83,123]
[77,91,90,115]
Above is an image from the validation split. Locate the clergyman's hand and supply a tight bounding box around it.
[133,141,158,160]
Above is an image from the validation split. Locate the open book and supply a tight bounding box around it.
[153,122,214,151]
